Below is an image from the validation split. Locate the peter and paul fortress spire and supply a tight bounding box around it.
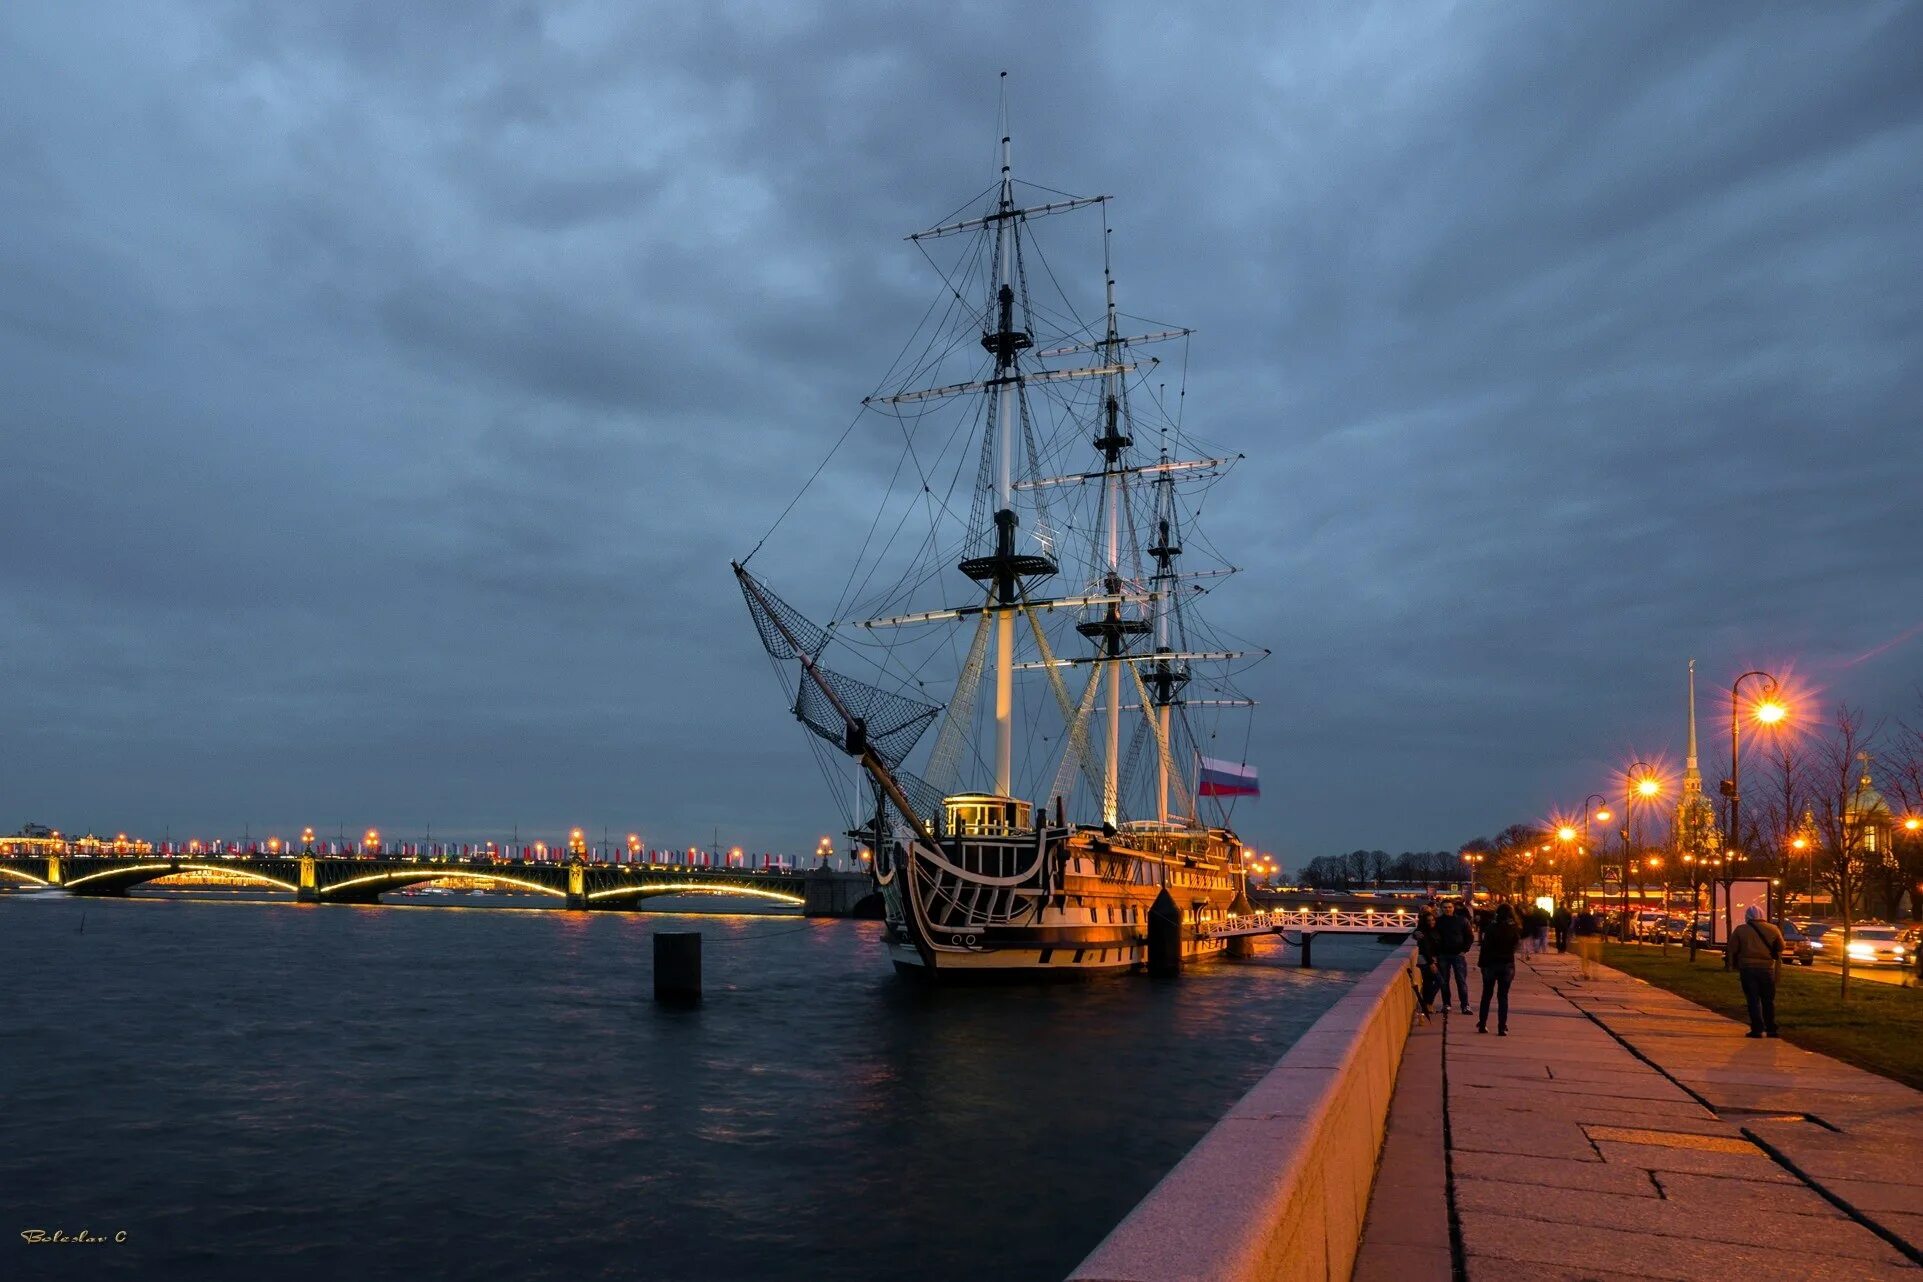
[1683,658,1702,798]
[1676,659,1720,863]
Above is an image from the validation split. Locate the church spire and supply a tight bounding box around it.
[1684,658,1702,796]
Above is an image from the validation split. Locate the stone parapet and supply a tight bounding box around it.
[1071,943,1418,1282]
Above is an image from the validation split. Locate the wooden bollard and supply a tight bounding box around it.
[654,930,701,1005]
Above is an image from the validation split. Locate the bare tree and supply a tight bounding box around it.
[1755,739,1814,906]
[1883,693,1923,923]
[1810,705,1883,1001]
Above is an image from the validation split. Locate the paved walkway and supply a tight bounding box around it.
[1357,947,1923,1282]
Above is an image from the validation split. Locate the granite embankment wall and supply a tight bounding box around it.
[1071,943,1419,1282]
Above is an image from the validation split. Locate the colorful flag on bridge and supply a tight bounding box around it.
[1198,756,1259,798]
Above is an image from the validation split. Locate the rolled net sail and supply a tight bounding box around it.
[736,563,943,831]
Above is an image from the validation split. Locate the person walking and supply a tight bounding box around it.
[1726,904,1785,1038]
[1477,903,1523,1035]
[1571,904,1602,980]
[1525,902,1551,956]
[1413,908,1442,1016]
[1552,901,1573,953]
[1436,900,1474,1015]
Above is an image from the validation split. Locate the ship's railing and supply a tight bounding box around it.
[1200,908,1417,939]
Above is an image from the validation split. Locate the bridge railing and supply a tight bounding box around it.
[1201,909,1417,939]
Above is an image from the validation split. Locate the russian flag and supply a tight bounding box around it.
[1198,755,1259,798]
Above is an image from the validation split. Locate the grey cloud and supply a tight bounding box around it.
[2,1,1919,859]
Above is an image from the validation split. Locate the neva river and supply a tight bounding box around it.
[1,889,1383,1281]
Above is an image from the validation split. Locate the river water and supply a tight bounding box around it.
[1,888,1386,1281]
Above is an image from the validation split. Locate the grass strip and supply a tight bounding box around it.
[1600,943,1923,1091]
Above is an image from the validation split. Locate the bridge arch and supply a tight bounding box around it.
[64,862,300,895]
[317,868,568,901]
[0,866,51,886]
[587,882,805,908]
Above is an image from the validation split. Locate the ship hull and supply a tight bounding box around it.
[879,823,1244,981]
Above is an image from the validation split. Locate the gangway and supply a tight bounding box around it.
[1201,907,1417,967]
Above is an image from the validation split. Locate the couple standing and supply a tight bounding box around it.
[1416,901,1522,1035]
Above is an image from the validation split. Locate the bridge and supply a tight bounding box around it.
[0,853,879,916]
[1202,907,1418,967]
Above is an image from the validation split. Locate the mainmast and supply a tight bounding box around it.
[1078,225,1148,825]
[982,110,1027,796]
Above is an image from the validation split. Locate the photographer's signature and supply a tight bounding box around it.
[20,1229,128,1245]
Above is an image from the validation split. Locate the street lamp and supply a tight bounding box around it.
[1721,670,1786,862]
[1622,763,1660,941]
[817,835,833,870]
[1577,794,1611,907]
[1461,850,1485,900]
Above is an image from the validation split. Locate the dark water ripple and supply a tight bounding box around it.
[0,891,1382,1281]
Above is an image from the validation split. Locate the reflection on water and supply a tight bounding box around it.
[0,891,1382,1281]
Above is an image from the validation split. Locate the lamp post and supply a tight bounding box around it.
[1462,851,1485,901]
[1719,670,1787,933]
[1581,794,1611,909]
[1646,855,1668,953]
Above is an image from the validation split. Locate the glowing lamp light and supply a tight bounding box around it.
[1595,809,1612,823]
[1754,699,1788,725]
[1636,777,1661,798]
[1557,826,1577,842]
[1905,817,1921,832]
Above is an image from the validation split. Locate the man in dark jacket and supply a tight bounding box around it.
[1726,905,1785,1038]
[1477,903,1523,1035]
[1553,902,1574,953]
[1436,901,1474,1015]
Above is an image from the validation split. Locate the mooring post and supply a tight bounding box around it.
[1299,931,1315,969]
[654,931,701,1005]
[1148,887,1183,977]
[1225,885,1255,960]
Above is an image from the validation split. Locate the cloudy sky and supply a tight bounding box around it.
[3,2,1919,864]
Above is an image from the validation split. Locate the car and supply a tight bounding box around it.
[1774,918,1815,966]
[1834,925,1908,967]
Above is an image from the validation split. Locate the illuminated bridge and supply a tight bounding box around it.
[0,854,878,916]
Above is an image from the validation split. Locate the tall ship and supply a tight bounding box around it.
[734,83,1265,978]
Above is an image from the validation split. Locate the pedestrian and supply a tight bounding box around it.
[1725,904,1784,1038]
[1526,902,1551,956]
[1478,902,1523,1035]
[1553,901,1573,953]
[1436,900,1474,1015]
[1413,908,1442,1016]
[1571,904,1601,980]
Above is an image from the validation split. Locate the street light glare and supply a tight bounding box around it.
[1556,826,1577,841]
[1754,699,1788,725]
[1636,777,1661,797]
[1595,809,1612,822]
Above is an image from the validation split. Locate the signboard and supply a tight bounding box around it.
[1711,878,1774,947]
[1601,866,1622,888]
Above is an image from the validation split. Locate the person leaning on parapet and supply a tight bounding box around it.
[1436,901,1474,1016]
[1726,905,1785,1038]
[1413,908,1442,1016]
[1477,903,1523,1036]
[1570,904,1602,981]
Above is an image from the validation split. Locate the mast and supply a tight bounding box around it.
[1146,461,1188,822]
[993,114,1017,797]
[1102,228,1124,826]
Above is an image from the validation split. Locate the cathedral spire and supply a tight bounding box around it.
[1684,658,1701,795]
